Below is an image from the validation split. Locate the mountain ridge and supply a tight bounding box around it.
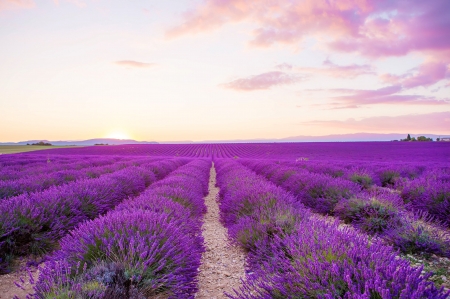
[1,133,448,145]
[0,138,158,146]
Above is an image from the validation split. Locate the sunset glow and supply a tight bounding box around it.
[0,0,449,142]
[105,132,130,140]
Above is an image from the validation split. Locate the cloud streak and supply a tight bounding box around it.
[380,61,450,88]
[277,59,376,79]
[327,85,449,107]
[1,0,88,11]
[114,60,157,68]
[221,71,306,91]
[302,111,450,133]
[0,0,34,11]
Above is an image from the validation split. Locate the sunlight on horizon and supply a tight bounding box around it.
[0,0,449,142]
[105,131,131,140]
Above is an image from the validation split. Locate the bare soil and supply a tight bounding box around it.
[196,164,246,299]
[0,260,39,299]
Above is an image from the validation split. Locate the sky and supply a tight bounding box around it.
[1,0,449,142]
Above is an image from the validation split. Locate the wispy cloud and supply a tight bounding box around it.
[302,111,450,133]
[1,0,88,11]
[276,59,376,79]
[326,85,449,107]
[114,60,157,68]
[380,61,450,88]
[0,0,86,11]
[0,0,35,11]
[221,71,306,91]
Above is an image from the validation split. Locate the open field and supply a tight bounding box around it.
[20,141,450,163]
[2,0,449,297]
[0,145,82,155]
[0,143,449,298]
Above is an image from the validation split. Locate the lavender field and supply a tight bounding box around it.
[0,142,449,298]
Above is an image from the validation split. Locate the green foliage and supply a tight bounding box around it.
[334,197,403,235]
[380,170,399,187]
[417,136,433,141]
[31,141,53,146]
[350,173,373,189]
[401,134,432,142]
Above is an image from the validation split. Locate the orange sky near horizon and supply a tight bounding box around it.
[1,0,449,142]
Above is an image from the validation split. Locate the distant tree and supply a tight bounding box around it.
[31,141,52,146]
[437,137,441,141]
[407,134,411,141]
[411,137,416,141]
[417,136,433,141]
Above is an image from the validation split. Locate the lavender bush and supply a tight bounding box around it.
[334,192,405,235]
[231,220,449,299]
[35,210,203,299]
[0,158,188,273]
[215,159,449,299]
[400,177,450,227]
[0,157,157,200]
[33,159,211,298]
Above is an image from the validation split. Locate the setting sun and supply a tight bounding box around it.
[105,131,130,140]
[0,0,449,295]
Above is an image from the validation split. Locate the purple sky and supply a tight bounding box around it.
[1,0,449,142]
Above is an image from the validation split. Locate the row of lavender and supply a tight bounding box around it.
[0,156,166,199]
[215,159,449,298]
[20,142,450,163]
[0,154,89,168]
[0,155,129,180]
[283,159,450,227]
[32,159,211,298]
[0,157,190,274]
[238,159,450,259]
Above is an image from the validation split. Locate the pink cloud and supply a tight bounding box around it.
[168,0,450,59]
[320,59,375,78]
[0,0,87,11]
[380,61,450,88]
[327,85,449,107]
[0,0,35,11]
[329,1,450,57]
[114,60,157,68]
[165,0,256,38]
[278,59,375,79]
[275,63,293,71]
[302,111,450,133]
[222,71,305,91]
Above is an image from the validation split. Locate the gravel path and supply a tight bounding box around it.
[0,260,39,299]
[0,164,246,299]
[196,164,246,299]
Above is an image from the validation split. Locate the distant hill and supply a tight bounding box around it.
[0,138,158,146]
[279,133,445,142]
[1,133,447,145]
[170,133,445,143]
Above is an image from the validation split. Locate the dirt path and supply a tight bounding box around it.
[0,261,39,299]
[1,164,246,299]
[196,164,246,299]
